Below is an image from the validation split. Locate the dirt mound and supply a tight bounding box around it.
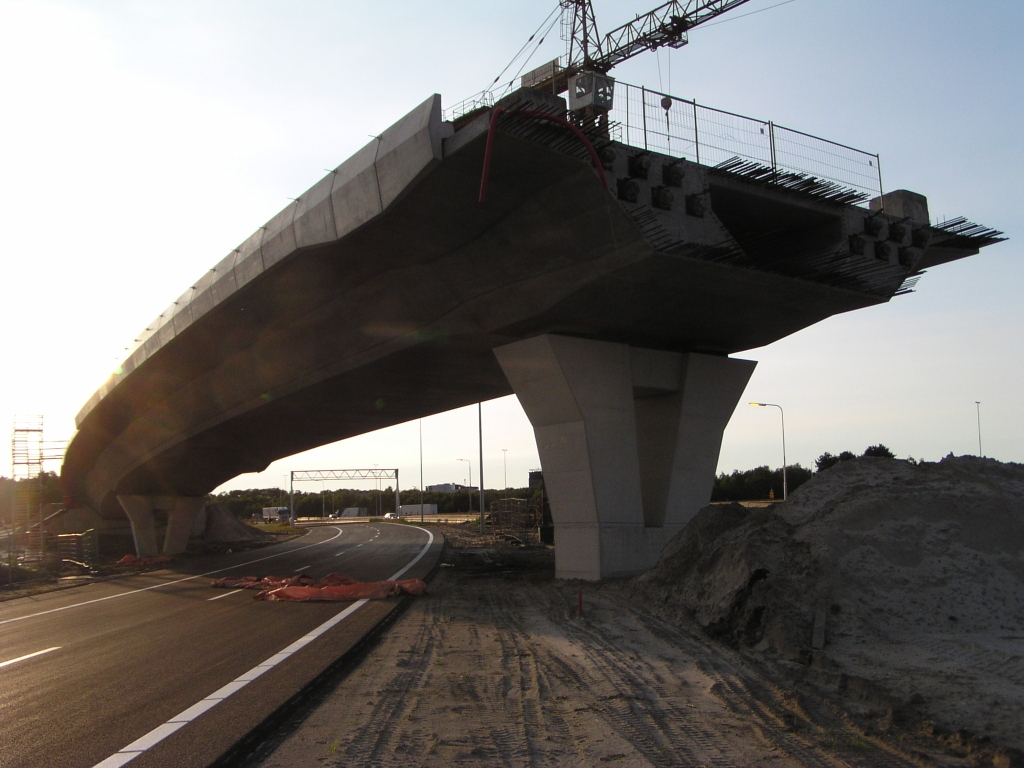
[202,504,274,543]
[634,456,1024,751]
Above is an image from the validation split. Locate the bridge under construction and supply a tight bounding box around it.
[60,2,1003,579]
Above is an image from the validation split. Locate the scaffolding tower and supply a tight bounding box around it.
[9,416,65,566]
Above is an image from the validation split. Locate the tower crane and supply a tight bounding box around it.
[524,0,752,128]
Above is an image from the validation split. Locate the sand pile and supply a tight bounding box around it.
[202,504,274,544]
[635,456,1024,752]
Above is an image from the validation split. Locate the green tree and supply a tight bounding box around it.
[815,450,856,472]
[711,464,812,501]
[862,444,895,458]
[816,445,895,472]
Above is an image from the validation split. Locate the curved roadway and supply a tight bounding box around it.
[0,523,441,768]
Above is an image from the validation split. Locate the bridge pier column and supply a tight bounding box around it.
[117,495,206,556]
[164,497,206,555]
[494,334,754,581]
[116,495,159,558]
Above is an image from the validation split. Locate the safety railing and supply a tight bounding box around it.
[442,91,495,123]
[610,81,882,199]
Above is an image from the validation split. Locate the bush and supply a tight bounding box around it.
[862,444,895,459]
[711,464,812,501]
[815,451,854,472]
[816,445,895,472]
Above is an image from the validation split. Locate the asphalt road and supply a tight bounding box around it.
[0,523,441,768]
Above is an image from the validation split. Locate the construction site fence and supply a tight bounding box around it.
[609,81,883,199]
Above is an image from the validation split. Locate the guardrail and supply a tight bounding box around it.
[295,514,484,525]
[610,81,882,199]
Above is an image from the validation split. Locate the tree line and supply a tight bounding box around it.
[214,485,545,520]
[0,444,898,522]
[0,472,64,524]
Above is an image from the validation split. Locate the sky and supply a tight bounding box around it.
[0,0,1020,495]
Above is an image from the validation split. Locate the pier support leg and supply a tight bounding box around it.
[494,334,754,580]
[164,497,205,555]
[116,495,159,558]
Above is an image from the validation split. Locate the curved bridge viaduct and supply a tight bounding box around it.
[61,90,1000,579]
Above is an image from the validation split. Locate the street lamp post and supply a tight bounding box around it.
[478,403,485,533]
[373,463,380,517]
[750,402,787,500]
[457,458,472,514]
[975,401,983,457]
[419,418,425,524]
[289,470,295,526]
[502,448,508,492]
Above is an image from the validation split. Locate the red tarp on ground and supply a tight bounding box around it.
[116,554,172,567]
[210,573,427,601]
[211,574,316,590]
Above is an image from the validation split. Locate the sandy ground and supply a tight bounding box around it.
[250,530,981,768]
[631,457,1024,767]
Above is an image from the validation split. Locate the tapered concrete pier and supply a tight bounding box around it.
[496,335,754,579]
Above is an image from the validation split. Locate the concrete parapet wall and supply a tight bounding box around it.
[78,94,453,429]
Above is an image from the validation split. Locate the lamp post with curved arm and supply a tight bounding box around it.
[750,402,787,500]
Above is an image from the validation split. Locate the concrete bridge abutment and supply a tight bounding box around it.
[116,495,207,557]
[494,334,755,581]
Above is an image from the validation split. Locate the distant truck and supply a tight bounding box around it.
[398,504,438,516]
[261,507,289,522]
[340,507,368,518]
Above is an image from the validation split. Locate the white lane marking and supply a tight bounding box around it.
[92,526,435,768]
[333,550,348,557]
[0,528,344,627]
[356,543,364,548]
[0,646,61,669]
[293,566,310,572]
[207,590,244,602]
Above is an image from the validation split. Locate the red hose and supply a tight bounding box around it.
[478,106,505,203]
[478,106,609,203]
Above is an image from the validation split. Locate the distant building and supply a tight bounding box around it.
[426,483,468,493]
[529,471,544,489]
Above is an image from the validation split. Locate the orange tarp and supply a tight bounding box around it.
[211,573,427,601]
